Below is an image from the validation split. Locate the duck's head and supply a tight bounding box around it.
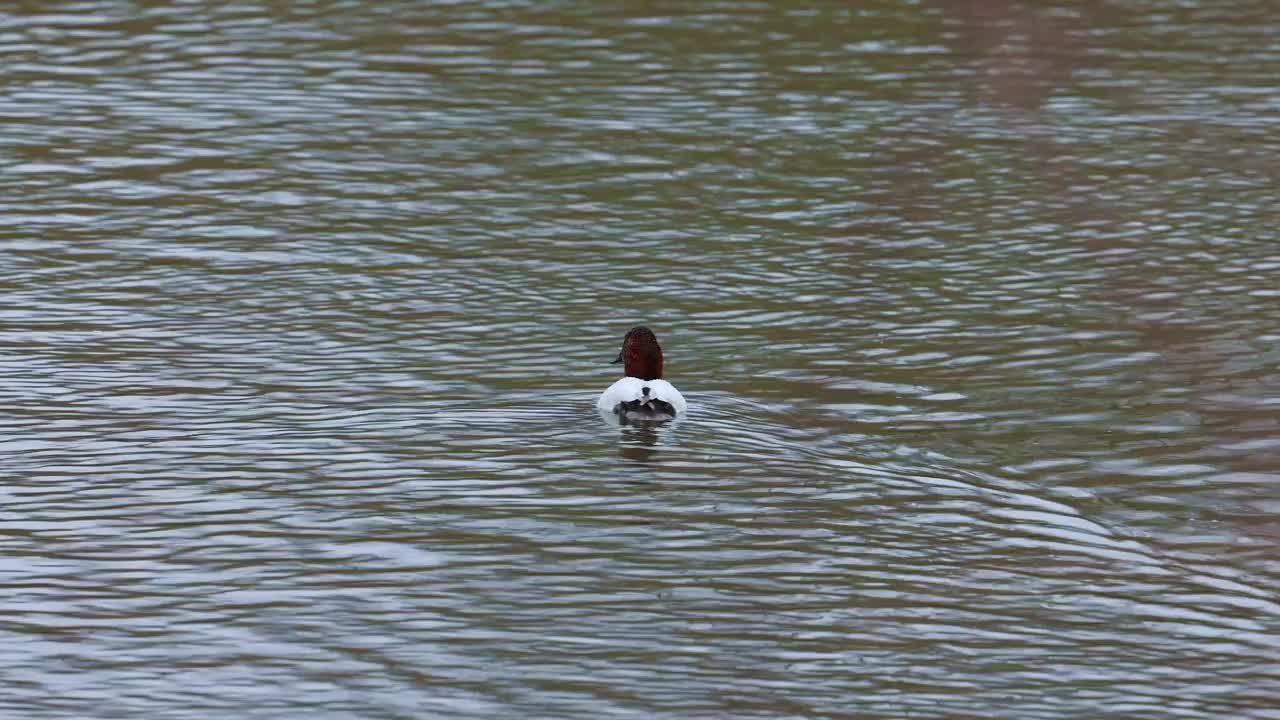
[611,325,664,381]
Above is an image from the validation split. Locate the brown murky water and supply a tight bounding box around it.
[2,2,1277,718]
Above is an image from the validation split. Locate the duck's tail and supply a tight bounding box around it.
[616,396,677,419]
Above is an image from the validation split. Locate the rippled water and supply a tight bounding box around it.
[3,2,1278,718]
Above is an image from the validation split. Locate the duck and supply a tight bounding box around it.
[597,326,687,420]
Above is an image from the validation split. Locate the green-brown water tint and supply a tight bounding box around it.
[1,2,1276,718]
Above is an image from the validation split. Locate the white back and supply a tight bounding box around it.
[597,377,687,415]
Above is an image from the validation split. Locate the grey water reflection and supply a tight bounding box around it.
[2,1,1278,718]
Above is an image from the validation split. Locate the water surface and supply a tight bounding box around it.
[2,2,1278,718]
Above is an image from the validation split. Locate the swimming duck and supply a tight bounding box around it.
[597,326,687,420]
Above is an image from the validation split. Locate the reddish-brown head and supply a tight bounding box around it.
[611,326,664,380]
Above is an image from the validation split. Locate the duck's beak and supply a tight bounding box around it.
[611,351,623,364]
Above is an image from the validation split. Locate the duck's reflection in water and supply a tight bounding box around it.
[618,421,661,462]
